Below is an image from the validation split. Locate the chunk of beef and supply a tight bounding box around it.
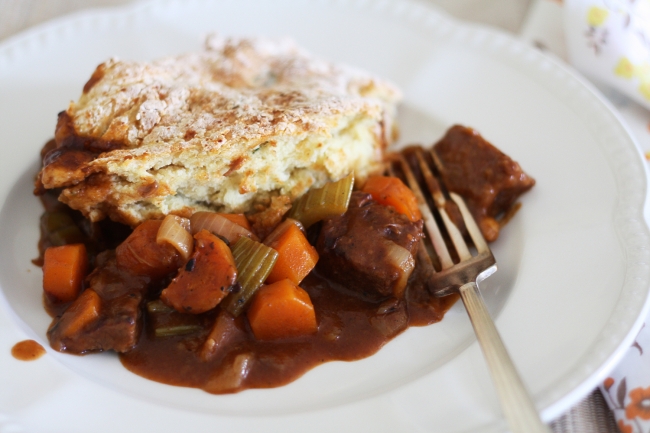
[433,125,535,242]
[317,192,423,300]
[48,251,150,354]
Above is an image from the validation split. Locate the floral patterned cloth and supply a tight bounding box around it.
[521,1,650,432]
[601,326,650,433]
[564,0,650,109]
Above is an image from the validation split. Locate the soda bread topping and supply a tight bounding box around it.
[38,35,401,226]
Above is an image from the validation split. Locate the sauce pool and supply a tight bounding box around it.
[12,339,46,361]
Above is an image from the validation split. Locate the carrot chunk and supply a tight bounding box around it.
[116,220,181,279]
[54,289,101,338]
[218,213,252,231]
[161,230,237,314]
[265,223,318,285]
[247,279,317,340]
[42,244,88,302]
[362,175,422,222]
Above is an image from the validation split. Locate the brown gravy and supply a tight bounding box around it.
[119,267,458,393]
[12,340,46,361]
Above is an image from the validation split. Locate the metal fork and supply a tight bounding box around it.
[389,147,550,433]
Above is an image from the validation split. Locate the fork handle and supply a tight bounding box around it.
[459,282,551,433]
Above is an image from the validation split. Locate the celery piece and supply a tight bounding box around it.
[223,237,278,317]
[49,226,85,246]
[287,173,354,227]
[146,300,175,314]
[147,300,202,337]
[41,212,75,233]
[41,211,85,246]
[154,325,202,338]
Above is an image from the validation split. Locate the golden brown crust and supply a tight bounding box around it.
[38,35,401,226]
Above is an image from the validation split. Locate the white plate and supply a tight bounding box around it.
[1,1,649,432]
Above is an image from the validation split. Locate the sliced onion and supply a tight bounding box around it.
[200,310,239,361]
[262,218,305,245]
[384,240,415,298]
[190,212,259,245]
[203,352,253,393]
[222,236,278,316]
[156,215,193,261]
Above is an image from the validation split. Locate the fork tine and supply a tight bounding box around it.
[439,207,472,261]
[414,147,446,208]
[411,148,472,262]
[450,192,489,254]
[393,154,454,270]
[427,147,488,254]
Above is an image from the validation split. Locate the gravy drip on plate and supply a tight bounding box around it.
[12,340,46,361]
